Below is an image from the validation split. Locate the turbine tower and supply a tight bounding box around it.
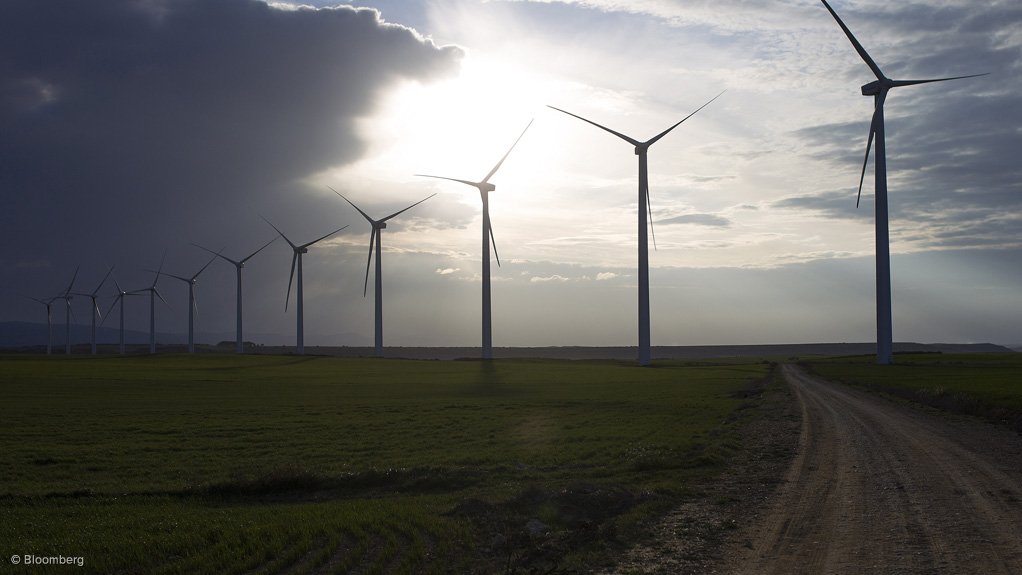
[56,267,79,355]
[159,253,219,353]
[262,218,347,355]
[193,237,277,354]
[821,0,986,365]
[548,93,722,366]
[24,295,56,355]
[330,189,436,358]
[130,254,169,354]
[72,266,114,355]
[415,120,532,360]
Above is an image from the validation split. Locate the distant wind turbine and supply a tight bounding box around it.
[415,120,532,359]
[130,253,169,354]
[159,253,220,353]
[72,266,114,355]
[262,217,347,355]
[821,0,987,365]
[102,276,142,355]
[330,189,436,358]
[56,266,80,355]
[548,92,723,366]
[23,295,56,355]
[192,237,277,354]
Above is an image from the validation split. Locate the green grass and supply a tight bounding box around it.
[0,354,771,573]
[804,353,1022,430]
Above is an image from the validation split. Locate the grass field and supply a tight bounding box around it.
[0,354,773,574]
[804,353,1022,431]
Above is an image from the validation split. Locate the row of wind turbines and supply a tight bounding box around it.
[21,1,986,365]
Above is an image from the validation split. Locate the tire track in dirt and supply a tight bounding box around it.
[728,364,1022,575]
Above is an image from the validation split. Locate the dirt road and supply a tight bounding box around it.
[727,364,1022,574]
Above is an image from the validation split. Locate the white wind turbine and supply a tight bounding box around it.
[821,0,987,365]
[415,120,532,360]
[159,253,220,353]
[330,189,436,358]
[55,266,79,355]
[192,237,277,354]
[72,266,114,355]
[23,295,56,355]
[262,217,347,355]
[130,254,170,354]
[548,92,723,366]
[102,275,142,355]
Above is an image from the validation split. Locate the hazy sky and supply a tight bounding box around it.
[2,0,1020,348]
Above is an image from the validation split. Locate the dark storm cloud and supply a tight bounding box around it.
[1,0,461,308]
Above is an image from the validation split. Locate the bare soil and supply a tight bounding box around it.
[606,363,1022,574]
[725,364,1022,574]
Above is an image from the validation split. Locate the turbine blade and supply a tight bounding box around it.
[101,296,120,327]
[857,91,886,208]
[821,0,885,81]
[64,265,80,295]
[889,73,989,87]
[93,298,103,321]
[240,236,278,264]
[547,106,641,146]
[193,250,222,280]
[286,252,297,312]
[155,250,167,285]
[646,184,658,251]
[154,287,170,309]
[482,118,533,183]
[302,225,349,249]
[363,230,375,298]
[489,223,501,267]
[191,242,242,266]
[381,193,436,222]
[415,174,480,188]
[328,186,376,225]
[261,215,299,250]
[93,265,114,296]
[646,90,725,147]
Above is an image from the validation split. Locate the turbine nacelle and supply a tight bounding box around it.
[479,182,496,193]
[861,80,884,96]
[377,222,387,230]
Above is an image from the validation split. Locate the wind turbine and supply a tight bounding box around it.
[23,295,56,355]
[192,237,277,354]
[102,276,142,355]
[72,266,114,355]
[548,92,723,366]
[55,267,79,355]
[261,217,347,355]
[330,189,436,358]
[159,253,220,353]
[130,253,169,354]
[821,0,987,365]
[415,121,532,360]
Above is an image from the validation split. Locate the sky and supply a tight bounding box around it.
[2,0,1020,349]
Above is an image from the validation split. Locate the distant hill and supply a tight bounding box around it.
[1,322,1014,358]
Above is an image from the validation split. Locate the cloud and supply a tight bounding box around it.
[435,267,459,275]
[659,213,732,227]
[529,274,570,283]
[0,0,462,279]
[595,272,619,280]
